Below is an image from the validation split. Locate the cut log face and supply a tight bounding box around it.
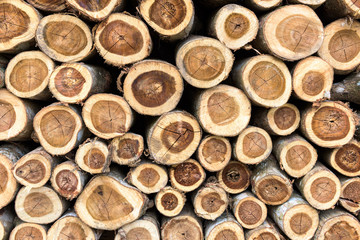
[109,133,144,166]
[123,60,184,116]
[27,0,66,12]
[209,4,258,50]
[5,51,54,100]
[9,223,47,240]
[255,5,324,61]
[176,36,234,88]
[292,56,334,102]
[300,101,356,148]
[217,161,251,194]
[232,55,292,108]
[116,213,160,240]
[0,205,15,240]
[205,214,245,240]
[339,177,360,215]
[82,93,133,139]
[169,159,206,192]
[318,18,360,74]
[234,126,272,165]
[245,0,282,11]
[139,0,195,41]
[94,13,152,67]
[147,111,202,165]
[36,14,93,63]
[288,0,326,8]
[155,186,186,217]
[245,219,283,240]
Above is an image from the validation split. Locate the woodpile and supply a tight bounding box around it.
[1,0,360,240]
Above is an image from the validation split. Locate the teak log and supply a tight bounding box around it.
[244,0,281,11]
[339,176,360,215]
[9,222,47,240]
[109,132,144,166]
[204,213,245,240]
[245,219,283,240]
[323,0,360,19]
[155,186,186,217]
[217,161,251,194]
[331,72,360,105]
[0,205,15,240]
[288,0,326,8]
[27,0,66,12]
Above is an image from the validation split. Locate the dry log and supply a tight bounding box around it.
[331,72,360,105]
[155,186,186,217]
[0,205,15,240]
[9,222,47,240]
[27,0,66,12]
[176,36,234,88]
[204,213,244,240]
[0,58,7,89]
[245,219,283,240]
[109,133,144,166]
[244,0,282,11]
[322,0,360,19]
[339,176,360,215]
[288,0,326,8]
[217,161,251,194]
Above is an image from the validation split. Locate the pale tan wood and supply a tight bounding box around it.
[245,219,283,240]
[9,222,47,240]
[244,0,282,11]
[109,133,144,166]
[155,186,186,217]
[0,205,15,240]
[27,0,66,12]
[204,213,244,240]
[217,161,251,194]
[288,0,326,8]
[339,176,360,215]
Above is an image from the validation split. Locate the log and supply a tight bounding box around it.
[0,206,15,240]
[251,155,293,205]
[0,57,7,88]
[33,103,87,155]
[204,213,244,240]
[273,134,318,178]
[5,51,54,100]
[322,0,360,20]
[296,162,341,210]
[330,72,360,105]
[109,132,144,166]
[300,101,356,148]
[269,193,319,240]
[232,55,292,108]
[254,5,324,61]
[123,59,184,116]
[94,13,152,67]
[27,0,66,12]
[155,186,186,217]
[196,135,231,172]
[318,18,360,74]
[0,0,41,53]
[169,159,206,192]
[233,126,272,165]
[245,219,283,240]
[209,4,258,51]
[74,167,149,230]
[194,84,251,137]
[288,0,326,8]
[139,0,195,41]
[48,63,111,104]
[9,222,47,240]
[232,191,267,229]
[82,93,133,140]
[217,161,251,194]
[35,14,93,63]
[175,36,234,89]
[15,185,68,224]
[244,0,282,12]
[292,56,334,102]
[147,111,202,165]
[339,176,360,215]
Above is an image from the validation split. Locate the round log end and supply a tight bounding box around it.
[254,175,293,205]
[155,187,186,217]
[234,193,267,229]
[109,133,144,166]
[9,223,47,240]
[217,161,251,194]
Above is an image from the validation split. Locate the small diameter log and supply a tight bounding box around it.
[109,133,144,166]
[33,103,86,155]
[147,111,202,165]
[323,0,360,19]
[123,59,184,116]
[15,185,68,224]
[27,0,66,12]
[209,4,258,51]
[195,84,251,137]
[244,0,281,12]
[339,177,360,215]
[139,0,194,41]
[176,36,234,88]
[318,19,360,74]
[49,63,111,104]
[273,134,318,178]
[296,163,341,210]
[292,56,334,102]
[204,213,244,240]
[9,222,47,240]
[74,168,149,230]
[51,161,88,200]
[36,14,93,63]
[251,156,293,206]
[245,219,283,240]
[217,161,251,194]
[82,93,133,140]
[169,159,206,192]
[300,101,356,148]
[331,72,360,105]
[94,13,152,67]
[5,51,54,100]
[127,161,168,194]
[232,191,267,229]
[254,5,324,61]
[75,138,110,174]
[0,206,15,240]
[155,186,186,217]
[234,126,272,165]
[232,55,292,108]
[196,135,231,172]
[269,193,319,240]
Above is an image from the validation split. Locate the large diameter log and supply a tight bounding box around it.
[339,177,360,215]
[300,101,356,148]
[204,213,244,240]
[94,13,152,67]
[194,84,251,137]
[331,72,360,105]
[244,0,281,11]
[245,219,283,240]
[147,111,202,165]
[232,55,292,108]
[36,14,93,63]
[139,0,195,41]
[82,93,133,140]
[9,222,47,240]
[123,59,184,116]
[176,36,234,88]
[155,186,186,217]
[109,133,144,166]
[49,63,111,104]
[217,161,251,194]
[5,51,54,100]
[254,5,324,61]
[269,193,319,240]
[27,0,66,12]
[74,168,149,230]
[0,206,15,240]
[0,1,41,53]
[323,0,360,19]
